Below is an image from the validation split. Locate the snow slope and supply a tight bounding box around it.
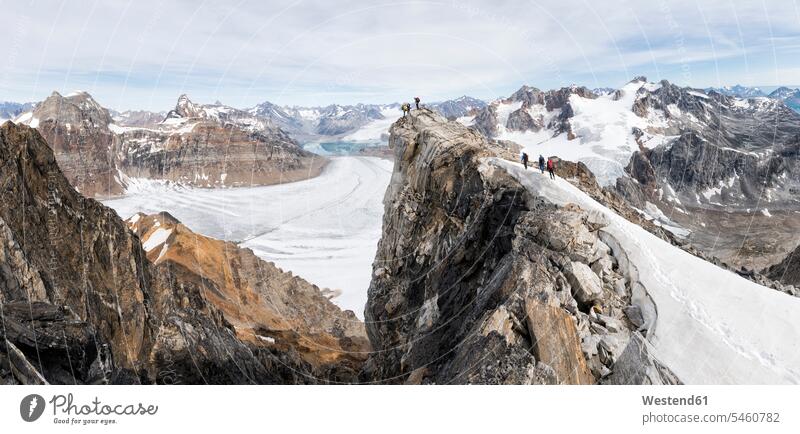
[103,156,393,317]
[496,80,662,187]
[487,158,800,384]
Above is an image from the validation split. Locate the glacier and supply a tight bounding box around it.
[103,156,393,317]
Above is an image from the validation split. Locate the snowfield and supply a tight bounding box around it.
[488,158,800,384]
[483,80,674,187]
[103,156,393,317]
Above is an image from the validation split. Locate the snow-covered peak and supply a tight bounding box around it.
[706,84,766,98]
[769,86,800,100]
[15,90,113,129]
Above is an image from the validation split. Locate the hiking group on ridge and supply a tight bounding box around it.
[521,152,557,180]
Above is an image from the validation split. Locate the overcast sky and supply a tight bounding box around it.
[1,0,799,111]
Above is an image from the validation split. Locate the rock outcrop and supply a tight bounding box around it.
[126,212,369,373]
[764,245,800,287]
[506,105,542,132]
[363,109,676,384]
[0,122,365,384]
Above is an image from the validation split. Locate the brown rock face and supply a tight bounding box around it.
[127,212,369,372]
[116,121,326,188]
[0,122,363,384]
[525,297,594,384]
[0,121,150,380]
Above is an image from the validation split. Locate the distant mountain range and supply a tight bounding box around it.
[0,101,35,121]
[705,84,768,98]
[703,84,800,112]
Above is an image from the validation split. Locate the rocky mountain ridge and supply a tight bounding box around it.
[362,109,677,384]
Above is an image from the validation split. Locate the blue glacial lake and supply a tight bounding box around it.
[302,141,386,156]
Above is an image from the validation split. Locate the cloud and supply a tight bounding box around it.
[1,0,798,110]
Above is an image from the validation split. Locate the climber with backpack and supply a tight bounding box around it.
[414,96,421,110]
[402,103,410,117]
[547,157,556,180]
[521,152,529,170]
[538,155,545,174]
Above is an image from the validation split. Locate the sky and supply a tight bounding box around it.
[1,0,799,111]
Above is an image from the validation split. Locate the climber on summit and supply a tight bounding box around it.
[521,152,529,170]
[547,157,556,180]
[402,103,410,117]
[414,96,421,110]
[538,155,545,174]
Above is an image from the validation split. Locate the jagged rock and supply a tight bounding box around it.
[525,296,595,384]
[506,106,542,132]
[592,255,614,281]
[565,261,603,305]
[763,245,800,286]
[603,333,681,385]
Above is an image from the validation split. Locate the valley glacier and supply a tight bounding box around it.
[104,156,393,317]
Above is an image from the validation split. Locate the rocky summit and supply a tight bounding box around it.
[362,109,677,384]
[0,122,365,384]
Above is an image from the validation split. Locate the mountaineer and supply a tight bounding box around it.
[547,157,556,180]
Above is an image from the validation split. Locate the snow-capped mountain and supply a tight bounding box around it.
[466,77,800,269]
[163,94,279,133]
[0,101,34,121]
[768,86,800,112]
[427,95,486,119]
[469,78,800,197]
[705,84,767,98]
[704,85,800,113]
[768,86,798,99]
[248,100,306,133]
[250,101,386,138]
[247,96,486,141]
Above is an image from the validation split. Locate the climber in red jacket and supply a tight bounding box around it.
[547,157,556,180]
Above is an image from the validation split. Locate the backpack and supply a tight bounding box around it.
[547,159,554,170]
